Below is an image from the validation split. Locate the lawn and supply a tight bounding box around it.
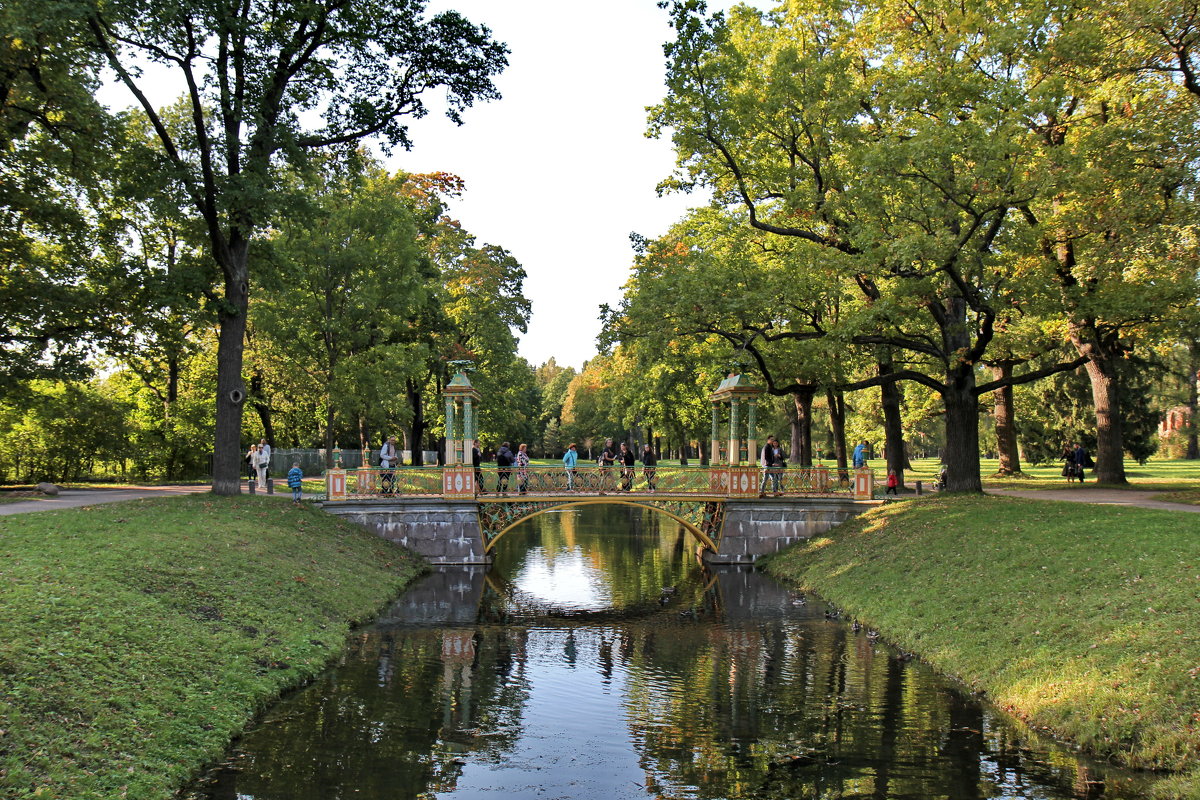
[0,494,424,800]
[761,494,1200,798]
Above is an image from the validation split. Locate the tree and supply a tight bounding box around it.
[650,0,1190,492]
[0,1,120,394]
[85,0,507,493]
[252,152,436,466]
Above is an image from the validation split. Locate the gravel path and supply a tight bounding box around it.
[987,487,1200,513]
[0,485,214,516]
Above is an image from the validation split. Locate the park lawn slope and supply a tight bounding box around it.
[762,495,1200,796]
[0,494,424,800]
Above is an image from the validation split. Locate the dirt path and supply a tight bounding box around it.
[0,485,214,516]
[987,487,1200,513]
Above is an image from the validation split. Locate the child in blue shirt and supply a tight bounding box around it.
[287,462,304,503]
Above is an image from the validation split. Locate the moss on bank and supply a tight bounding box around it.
[761,494,1200,798]
[0,494,424,799]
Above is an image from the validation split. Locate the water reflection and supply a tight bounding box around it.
[192,506,1144,800]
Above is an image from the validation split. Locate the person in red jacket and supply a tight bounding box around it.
[885,469,899,496]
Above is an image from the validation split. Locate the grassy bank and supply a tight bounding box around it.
[0,494,424,800]
[761,495,1200,798]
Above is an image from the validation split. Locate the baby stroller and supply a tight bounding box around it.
[934,465,947,491]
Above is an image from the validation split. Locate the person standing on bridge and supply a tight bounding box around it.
[619,442,635,491]
[472,443,484,494]
[599,438,617,493]
[563,443,578,490]
[497,443,513,494]
[516,443,531,494]
[380,436,399,494]
[641,443,657,492]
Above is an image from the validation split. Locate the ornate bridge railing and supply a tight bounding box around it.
[325,464,874,501]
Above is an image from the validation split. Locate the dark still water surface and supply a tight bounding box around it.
[193,506,1146,800]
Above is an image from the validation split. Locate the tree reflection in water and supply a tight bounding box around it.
[192,506,1144,800]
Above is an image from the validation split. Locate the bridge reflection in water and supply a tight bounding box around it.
[193,507,1143,800]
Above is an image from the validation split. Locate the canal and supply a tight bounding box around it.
[191,506,1146,799]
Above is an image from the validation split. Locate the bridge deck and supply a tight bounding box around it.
[325,464,872,502]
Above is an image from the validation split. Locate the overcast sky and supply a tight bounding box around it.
[393,1,744,370]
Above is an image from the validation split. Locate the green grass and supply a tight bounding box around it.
[0,494,424,800]
[761,494,1200,798]
[877,456,1200,491]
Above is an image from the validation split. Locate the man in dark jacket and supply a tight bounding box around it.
[641,444,658,491]
[496,442,513,494]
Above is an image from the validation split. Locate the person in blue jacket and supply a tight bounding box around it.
[286,462,303,504]
[562,443,578,490]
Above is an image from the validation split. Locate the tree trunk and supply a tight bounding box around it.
[943,368,983,492]
[407,378,425,466]
[212,262,249,495]
[991,362,1021,475]
[878,356,906,489]
[1070,326,1128,484]
[1188,340,1199,460]
[1083,357,1127,484]
[791,387,815,466]
[826,388,849,481]
[323,404,337,468]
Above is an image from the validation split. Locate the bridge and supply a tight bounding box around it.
[320,463,878,565]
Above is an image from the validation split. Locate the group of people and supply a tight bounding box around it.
[244,438,304,502]
[759,435,787,494]
[593,438,658,492]
[1062,442,1093,482]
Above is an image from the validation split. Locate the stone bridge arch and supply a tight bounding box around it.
[476,497,725,554]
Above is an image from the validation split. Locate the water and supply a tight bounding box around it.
[192,506,1147,799]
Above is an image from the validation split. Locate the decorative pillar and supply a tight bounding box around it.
[710,402,720,467]
[746,398,758,468]
[444,394,458,465]
[728,398,740,467]
[442,365,481,497]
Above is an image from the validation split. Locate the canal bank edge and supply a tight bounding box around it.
[759,494,1200,800]
[0,494,428,800]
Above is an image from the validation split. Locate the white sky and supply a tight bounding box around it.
[395,1,739,370]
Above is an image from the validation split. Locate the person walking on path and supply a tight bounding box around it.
[245,444,259,484]
[563,443,578,490]
[641,443,657,492]
[516,443,531,495]
[286,462,303,503]
[853,440,867,469]
[496,443,513,494]
[259,438,272,482]
[253,444,270,487]
[886,469,899,495]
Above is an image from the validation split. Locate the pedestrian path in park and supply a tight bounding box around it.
[0,485,212,516]
[987,487,1200,514]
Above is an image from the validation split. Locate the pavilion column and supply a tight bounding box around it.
[710,402,720,466]
[444,395,458,465]
[747,399,758,466]
[463,397,475,462]
[728,399,740,466]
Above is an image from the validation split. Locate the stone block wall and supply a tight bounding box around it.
[322,499,489,565]
[706,498,878,564]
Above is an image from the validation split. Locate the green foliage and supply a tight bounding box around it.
[0,381,130,483]
[0,494,424,799]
